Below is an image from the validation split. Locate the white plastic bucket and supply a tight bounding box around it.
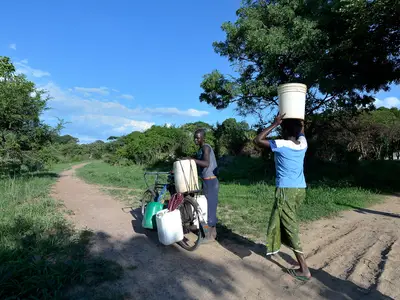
[193,195,208,228]
[277,83,307,120]
[173,159,199,193]
[156,209,184,245]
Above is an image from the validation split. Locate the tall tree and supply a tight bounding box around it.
[200,0,400,125]
[0,56,58,171]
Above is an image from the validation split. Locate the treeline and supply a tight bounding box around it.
[1,54,399,176]
[307,107,400,162]
[100,107,400,167]
[103,118,259,166]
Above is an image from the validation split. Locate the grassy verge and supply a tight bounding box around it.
[77,160,380,242]
[76,161,146,189]
[0,163,124,300]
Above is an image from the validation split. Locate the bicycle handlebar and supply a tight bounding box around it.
[143,171,173,189]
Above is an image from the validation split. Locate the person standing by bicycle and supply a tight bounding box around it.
[184,128,219,242]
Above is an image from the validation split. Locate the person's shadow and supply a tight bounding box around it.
[216,224,394,300]
[122,206,161,244]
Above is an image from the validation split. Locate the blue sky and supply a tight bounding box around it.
[1,0,399,143]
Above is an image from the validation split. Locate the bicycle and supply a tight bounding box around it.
[141,171,175,216]
[140,170,206,251]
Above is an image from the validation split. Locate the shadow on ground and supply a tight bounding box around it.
[214,224,393,300]
[339,204,400,219]
[1,208,394,299]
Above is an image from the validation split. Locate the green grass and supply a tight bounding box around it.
[218,183,378,240]
[76,161,146,189]
[76,161,171,205]
[77,160,381,242]
[0,163,124,299]
[49,161,82,173]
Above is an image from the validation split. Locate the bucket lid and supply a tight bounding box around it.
[277,83,307,93]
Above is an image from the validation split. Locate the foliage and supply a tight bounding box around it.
[103,119,255,166]
[307,107,400,161]
[114,126,190,165]
[214,118,252,156]
[180,121,217,155]
[199,0,400,125]
[0,56,61,173]
[54,134,79,144]
[85,107,400,168]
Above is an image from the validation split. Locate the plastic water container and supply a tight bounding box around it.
[277,83,307,120]
[156,209,184,245]
[142,201,164,230]
[173,160,199,193]
[193,195,208,228]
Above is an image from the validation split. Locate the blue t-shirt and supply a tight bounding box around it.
[268,134,307,188]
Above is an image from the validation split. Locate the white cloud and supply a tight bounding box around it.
[71,115,153,133]
[41,82,208,118]
[375,97,400,108]
[9,44,16,50]
[146,107,209,117]
[15,60,50,78]
[114,120,154,133]
[74,86,109,96]
[39,81,208,141]
[120,94,134,100]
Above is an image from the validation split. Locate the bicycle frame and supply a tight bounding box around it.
[143,171,174,202]
[140,170,208,251]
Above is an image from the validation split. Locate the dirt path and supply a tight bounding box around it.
[52,164,400,300]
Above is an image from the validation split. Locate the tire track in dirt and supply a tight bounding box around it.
[53,164,400,300]
[375,239,400,299]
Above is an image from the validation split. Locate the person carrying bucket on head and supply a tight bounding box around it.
[254,113,311,282]
[183,128,219,243]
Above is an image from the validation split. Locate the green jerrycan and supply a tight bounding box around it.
[142,202,164,229]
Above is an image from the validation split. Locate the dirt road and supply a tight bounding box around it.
[52,164,400,299]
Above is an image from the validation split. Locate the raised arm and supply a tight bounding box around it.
[253,113,285,149]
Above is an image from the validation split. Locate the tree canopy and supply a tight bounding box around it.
[0,56,59,171]
[200,0,400,125]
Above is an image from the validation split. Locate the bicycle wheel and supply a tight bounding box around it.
[141,189,158,216]
[177,195,204,251]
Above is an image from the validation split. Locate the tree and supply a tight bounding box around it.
[55,134,79,144]
[214,118,251,156]
[180,121,216,154]
[117,126,191,165]
[306,107,400,162]
[0,56,59,171]
[200,0,400,125]
[107,136,119,141]
[86,140,106,159]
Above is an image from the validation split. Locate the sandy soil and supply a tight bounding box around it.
[52,163,400,300]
